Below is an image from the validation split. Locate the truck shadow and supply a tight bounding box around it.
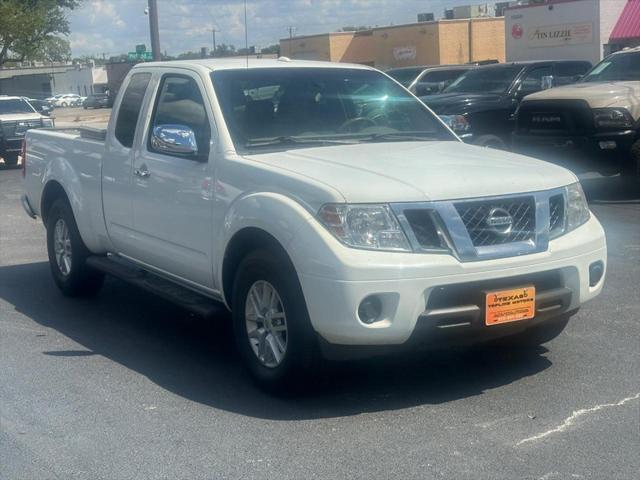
[0,261,552,420]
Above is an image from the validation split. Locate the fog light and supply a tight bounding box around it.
[599,141,616,150]
[358,295,382,324]
[589,261,604,287]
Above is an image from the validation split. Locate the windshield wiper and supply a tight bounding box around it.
[355,132,444,143]
[245,136,357,148]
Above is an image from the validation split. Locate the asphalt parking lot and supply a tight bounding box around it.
[1,157,639,478]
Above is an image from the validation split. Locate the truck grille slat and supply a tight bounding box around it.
[455,196,536,247]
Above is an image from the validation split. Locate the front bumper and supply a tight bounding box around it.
[513,129,637,158]
[294,215,606,347]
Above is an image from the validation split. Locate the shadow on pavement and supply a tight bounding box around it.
[0,261,553,420]
[580,175,639,204]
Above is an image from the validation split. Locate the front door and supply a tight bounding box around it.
[129,71,215,289]
[102,72,152,253]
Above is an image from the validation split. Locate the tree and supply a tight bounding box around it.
[34,36,71,63]
[261,44,280,55]
[0,0,82,66]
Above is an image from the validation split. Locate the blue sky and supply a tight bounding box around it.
[68,0,477,57]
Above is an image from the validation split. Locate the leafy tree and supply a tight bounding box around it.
[0,0,82,66]
[261,44,280,55]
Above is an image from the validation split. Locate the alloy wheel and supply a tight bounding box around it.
[53,218,72,276]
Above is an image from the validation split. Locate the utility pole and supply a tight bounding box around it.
[211,29,217,56]
[287,26,296,56]
[148,0,161,61]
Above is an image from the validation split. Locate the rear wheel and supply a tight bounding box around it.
[46,198,104,297]
[232,248,319,392]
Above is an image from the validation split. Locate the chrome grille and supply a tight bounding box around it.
[549,194,565,235]
[454,196,536,247]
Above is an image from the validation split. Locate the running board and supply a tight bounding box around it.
[86,255,226,318]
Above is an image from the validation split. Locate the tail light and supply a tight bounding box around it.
[21,139,26,178]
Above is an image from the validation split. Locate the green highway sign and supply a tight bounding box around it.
[128,51,153,61]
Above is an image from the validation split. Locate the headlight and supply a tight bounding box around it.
[318,204,411,252]
[593,108,634,129]
[42,118,54,128]
[439,114,470,134]
[565,182,590,232]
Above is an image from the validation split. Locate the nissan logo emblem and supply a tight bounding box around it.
[486,207,513,235]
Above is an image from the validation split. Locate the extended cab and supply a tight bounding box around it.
[514,48,640,176]
[22,59,607,391]
[420,61,591,149]
[0,96,54,167]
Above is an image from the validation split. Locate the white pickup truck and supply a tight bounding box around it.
[22,59,607,391]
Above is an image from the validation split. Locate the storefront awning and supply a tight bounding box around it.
[610,0,640,41]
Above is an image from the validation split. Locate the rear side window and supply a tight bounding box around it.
[115,73,151,148]
[555,62,591,85]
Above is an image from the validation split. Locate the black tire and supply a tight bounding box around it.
[2,152,19,167]
[473,134,508,150]
[496,315,571,348]
[46,198,104,297]
[232,248,319,392]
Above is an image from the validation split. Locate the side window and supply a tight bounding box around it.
[149,75,211,160]
[114,73,151,148]
[519,66,553,93]
[555,62,590,85]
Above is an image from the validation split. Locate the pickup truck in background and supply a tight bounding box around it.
[420,60,592,149]
[22,59,607,391]
[0,95,54,167]
[514,47,640,176]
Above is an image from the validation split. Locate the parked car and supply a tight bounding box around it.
[386,65,473,96]
[25,98,53,116]
[420,60,592,149]
[50,94,82,108]
[83,93,110,109]
[0,96,53,166]
[44,94,63,105]
[22,59,606,391]
[514,47,640,176]
[386,65,473,97]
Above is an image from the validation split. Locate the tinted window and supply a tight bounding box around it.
[0,99,36,114]
[149,75,211,160]
[114,73,151,148]
[421,69,469,83]
[519,66,553,93]
[444,65,523,94]
[386,67,425,86]
[582,52,640,82]
[555,62,591,86]
[211,68,454,152]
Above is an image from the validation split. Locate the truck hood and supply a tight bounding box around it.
[245,141,576,203]
[523,82,640,118]
[0,112,44,122]
[421,92,506,115]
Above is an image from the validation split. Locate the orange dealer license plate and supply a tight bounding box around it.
[485,286,536,326]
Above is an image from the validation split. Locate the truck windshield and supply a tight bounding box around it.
[0,99,36,114]
[210,67,454,151]
[386,67,425,86]
[581,52,640,82]
[443,65,522,94]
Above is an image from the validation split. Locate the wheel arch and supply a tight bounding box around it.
[221,227,296,309]
[41,180,69,225]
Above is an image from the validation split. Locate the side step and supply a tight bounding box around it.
[86,255,226,318]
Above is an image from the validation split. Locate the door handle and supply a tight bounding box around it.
[134,165,151,178]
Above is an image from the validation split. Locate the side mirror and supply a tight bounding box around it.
[151,124,198,156]
[541,75,555,90]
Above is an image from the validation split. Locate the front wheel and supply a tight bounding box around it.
[232,248,319,392]
[46,198,104,297]
[621,140,640,177]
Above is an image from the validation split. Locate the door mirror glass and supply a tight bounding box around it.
[150,124,198,156]
[541,75,555,90]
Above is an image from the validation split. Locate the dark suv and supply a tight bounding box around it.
[420,61,591,149]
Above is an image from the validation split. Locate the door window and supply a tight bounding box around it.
[519,66,553,95]
[114,73,151,148]
[149,75,211,161]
